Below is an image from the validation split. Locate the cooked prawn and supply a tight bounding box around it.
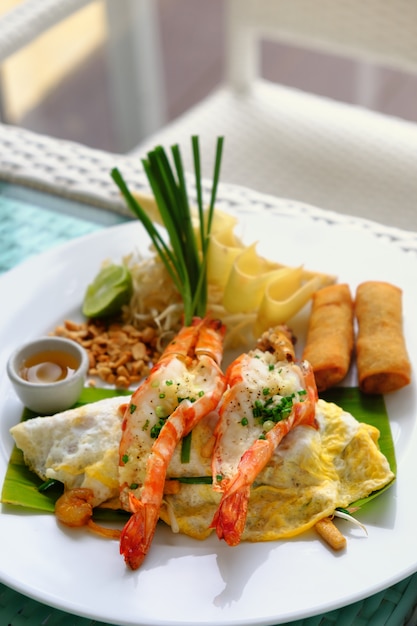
[211,325,318,546]
[55,488,121,540]
[119,316,226,569]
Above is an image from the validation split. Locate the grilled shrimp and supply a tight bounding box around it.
[119,316,226,569]
[211,325,318,546]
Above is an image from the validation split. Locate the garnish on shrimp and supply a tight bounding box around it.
[211,325,318,546]
[119,316,226,569]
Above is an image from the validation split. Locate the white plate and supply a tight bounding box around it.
[1,194,417,626]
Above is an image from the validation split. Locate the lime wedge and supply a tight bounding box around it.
[82,264,133,318]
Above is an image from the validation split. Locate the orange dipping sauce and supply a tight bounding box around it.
[19,350,79,384]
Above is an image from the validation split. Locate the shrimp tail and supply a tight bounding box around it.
[211,485,250,546]
[120,492,158,570]
[211,438,272,544]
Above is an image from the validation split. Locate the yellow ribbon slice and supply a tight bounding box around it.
[222,243,293,313]
[131,193,336,336]
[206,211,242,288]
[255,273,326,337]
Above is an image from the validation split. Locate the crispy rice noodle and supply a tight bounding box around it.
[122,251,255,349]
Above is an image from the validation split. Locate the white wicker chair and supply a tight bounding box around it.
[132,0,417,232]
[1,0,417,232]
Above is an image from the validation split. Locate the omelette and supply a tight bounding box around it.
[8,394,394,542]
[9,396,128,508]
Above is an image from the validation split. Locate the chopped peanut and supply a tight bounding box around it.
[51,318,159,387]
[132,342,147,360]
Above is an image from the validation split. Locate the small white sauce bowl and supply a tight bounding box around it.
[6,336,89,415]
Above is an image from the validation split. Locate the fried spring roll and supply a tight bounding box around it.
[302,284,354,391]
[315,517,347,551]
[355,281,411,394]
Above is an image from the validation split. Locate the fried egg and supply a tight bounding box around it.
[9,396,128,507]
[9,396,394,540]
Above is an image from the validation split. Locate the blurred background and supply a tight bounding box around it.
[1,0,417,154]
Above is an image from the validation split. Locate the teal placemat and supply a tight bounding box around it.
[0,182,129,271]
[0,195,98,272]
[1,183,416,626]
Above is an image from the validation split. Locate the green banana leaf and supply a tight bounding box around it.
[1,386,396,515]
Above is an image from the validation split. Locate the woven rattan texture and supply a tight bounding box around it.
[0,124,145,215]
[3,90,417,232]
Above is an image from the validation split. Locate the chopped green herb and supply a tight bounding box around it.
[38,478,61,493]
[181,432,193,463]
[176,476,213,484]
[129,483,139,490]
[216,474,223,482]
[159,393,166,399]
[178,396,196,403]
[198,390,205,397]
[263,420,275,432]
[150,417,167,438]
[122,454,129,464]
[155,405,167,419]
[142,419,150,431]
[166,380,173,386]
[268,364,275,371]
[129,404,137,414]
[336,507,350,515]
[253,399,263,418]
[252,393,298,425]
[240,417,249,426]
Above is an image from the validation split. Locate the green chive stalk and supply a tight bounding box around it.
[111,136,224,326]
